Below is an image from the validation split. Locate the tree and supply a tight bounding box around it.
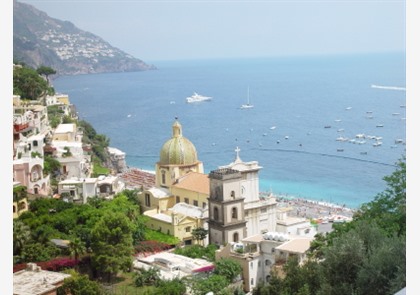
[90,212,134,282]
[68,237,86,263]
[133,267,161,287]
[13,65,53,100]
[354,157,406,237]
[36,65,56,85]
[214,258,242,282]
[192,227,208,245]
[13,220,31,256]
[189,274,229,295]
[154,277,187,295]
[57,269,105,295]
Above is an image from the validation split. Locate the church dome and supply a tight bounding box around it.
[159,119,199,165]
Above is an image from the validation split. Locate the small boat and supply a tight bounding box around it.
[373,141,382,147]
[284,136,289,140]
[186,92,212,103]
[392,113,400,116]
[376,124,384,128]
[360,151,368,155]
[127,114,132,118]
[270,126,276,130]
[337,128,345,132]
[345,107,352,110]
[337,148,344,152]
[240,87,254,109]
[324,125,332,129]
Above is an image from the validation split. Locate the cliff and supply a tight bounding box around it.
[13,0,157,76]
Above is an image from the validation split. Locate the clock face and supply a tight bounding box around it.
[241,185,245,196]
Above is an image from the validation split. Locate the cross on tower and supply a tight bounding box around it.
[235,146,241,161]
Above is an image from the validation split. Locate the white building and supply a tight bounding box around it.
[13,133,50,196]
[216,232,314,293]
[208,147,278,246]
[58,177,97,203]
[134,251,214,281]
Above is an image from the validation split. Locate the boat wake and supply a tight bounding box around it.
[254,147,398,168]
[371,84,406,91]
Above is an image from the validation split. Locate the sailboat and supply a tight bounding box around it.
[240,87,254,109]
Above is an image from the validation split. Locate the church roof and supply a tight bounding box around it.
[170,202,208,218]
[148,187,171,198]
[159,119,199,166]
[218,146,262,172]
[172,172,209,195]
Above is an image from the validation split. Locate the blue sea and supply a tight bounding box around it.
[52,53,406,209]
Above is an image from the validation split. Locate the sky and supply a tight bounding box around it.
[16,0,406,62]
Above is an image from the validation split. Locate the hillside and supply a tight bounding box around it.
[13,0,156,75]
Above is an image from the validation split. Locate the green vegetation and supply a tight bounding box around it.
[144,228,180,246]
[13,64,54,100]
[173,244,218,262]
[253,157,406,295]
[36,65,56,84]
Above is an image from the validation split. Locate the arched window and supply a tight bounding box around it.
[232,207,238,220]
[265,259,271,266]
[233,232,239,242]
[214,207,219,221]
[161,170,166,184]
[230,190,235,199]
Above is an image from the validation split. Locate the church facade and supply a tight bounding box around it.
[139,119,277,245]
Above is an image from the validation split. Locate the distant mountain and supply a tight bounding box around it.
[13,0,156,76]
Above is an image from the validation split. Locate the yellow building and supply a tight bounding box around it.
[139,119,209,245]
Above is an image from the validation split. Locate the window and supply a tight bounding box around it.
[184,198,189,204]
[214,207,219,221]
[203,202,207,208]
[176,196,180,203]
[232,207,238,220]
[193,200,198,206]
[265,259,271,266]
[230,190,235,199]
[145,193,151,207]
[33,140,38,147]
[251,278,254,286]
[233,232,239,242]
[161,170,166,184]
[185,226,191,232]
[261,208,267,213]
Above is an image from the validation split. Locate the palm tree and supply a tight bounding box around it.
[13,220,31,256]
[68,237,86,263]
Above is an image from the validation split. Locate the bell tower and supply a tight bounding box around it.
[207,168,247,246]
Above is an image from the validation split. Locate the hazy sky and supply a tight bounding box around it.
[17,0,405,63]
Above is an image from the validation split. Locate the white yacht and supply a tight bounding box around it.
[186,92,212,103]
[240,87,254,109]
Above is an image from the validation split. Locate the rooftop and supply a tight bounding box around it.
[13,263,71,295]
[172,172,209,195]
[118,168,155,190]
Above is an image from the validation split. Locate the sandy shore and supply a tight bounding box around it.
[261,192,356,221]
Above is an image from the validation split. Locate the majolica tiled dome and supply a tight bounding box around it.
[159,119,198,165]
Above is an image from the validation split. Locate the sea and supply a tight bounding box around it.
[52,52,406,209]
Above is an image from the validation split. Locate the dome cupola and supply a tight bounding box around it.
[159,119,198,165]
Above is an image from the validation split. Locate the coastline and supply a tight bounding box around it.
[261,191,356,221]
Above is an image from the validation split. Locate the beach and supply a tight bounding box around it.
[262,192,356,221]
